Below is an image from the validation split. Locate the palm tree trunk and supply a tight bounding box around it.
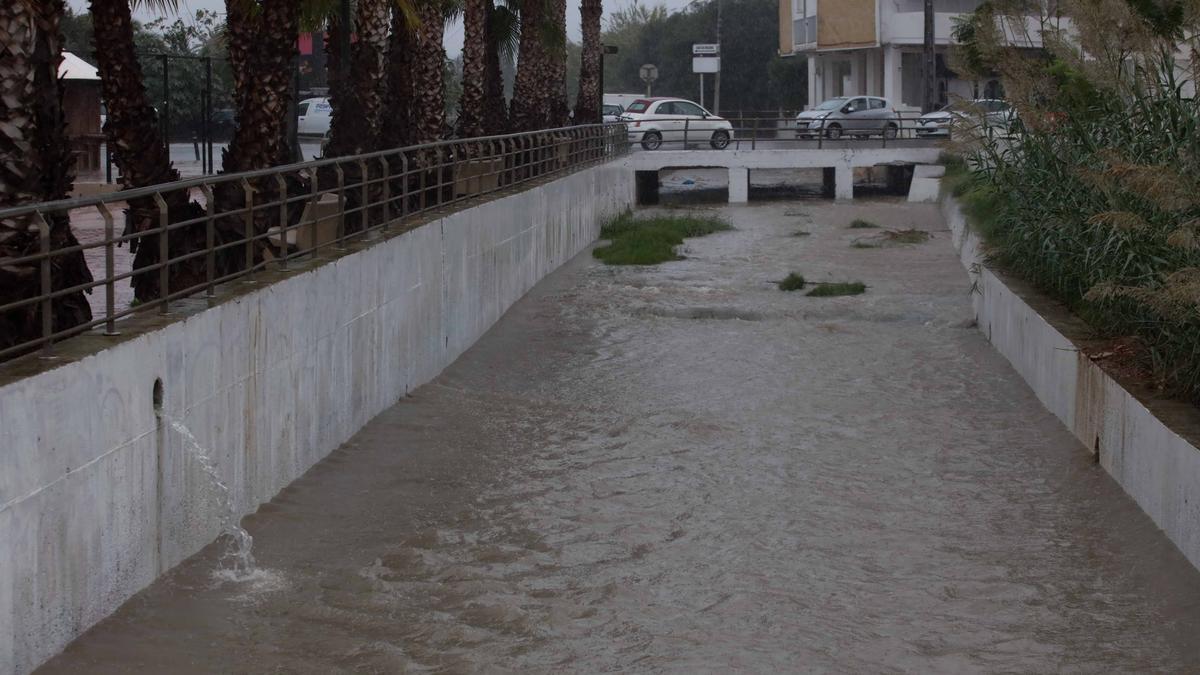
[215,0,300,270]
[412,2,447,146]
[380,6,416,149]
[510,0,547,131]
[574,0,602,124]
[482,0,509,135]
[546,0,569,127]
[90,0,206,302]
[0,0,93,354]
[458,0,488,137]
[325,0,391,156]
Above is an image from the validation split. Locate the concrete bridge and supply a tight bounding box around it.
[621,144,943,201]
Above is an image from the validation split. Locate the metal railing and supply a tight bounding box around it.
[622,111,1008,151]
[0,123,629,363]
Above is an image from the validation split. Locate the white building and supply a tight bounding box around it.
[778,0,1022,110]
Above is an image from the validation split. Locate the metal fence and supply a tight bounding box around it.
[0,123,629,363]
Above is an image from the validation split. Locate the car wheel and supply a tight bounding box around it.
[710,130,730,150]
[884,123,898,140]
[825,124,842,140]
[641,131,662,151]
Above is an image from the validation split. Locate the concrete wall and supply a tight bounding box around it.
[0,164,634,675]
[942,196,1200,572]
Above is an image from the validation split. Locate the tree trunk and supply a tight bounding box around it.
[546,0,569,127]
[380,6,416,149]
[215,0,300,270]
[0,0,93,355]
[510,0,547,131]
[574,0,602,124]
[325,0,391,156]
[90,0,206,303]
[412,2,447,146]
[458,0,488,137]
[482,0,509,135]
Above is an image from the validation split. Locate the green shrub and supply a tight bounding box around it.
[594,213,731,265]
[778,273,806,291]
[807,282,866,297]
[848,219,879,229]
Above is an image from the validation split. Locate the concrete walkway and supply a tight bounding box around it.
[38,200,1200,673]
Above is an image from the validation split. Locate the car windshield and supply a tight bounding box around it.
[626,100,649,113]
[603,105,622,115]
[815,98,848,111]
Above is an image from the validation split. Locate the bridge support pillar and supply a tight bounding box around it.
[728,167,749,203]
[835,165,854,201]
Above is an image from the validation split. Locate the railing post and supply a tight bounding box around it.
[97,203,119,335]
[275,173,289,268]
[241,178,255,274]
[752,118,759,150]
[380,156,391,231]
[200,184,215,297]
[399,152,409,224]
[36,212,52,352]
[334,163,347,249]
[683,119,689,149]
[154,192,169,313]
[357,158,370,231]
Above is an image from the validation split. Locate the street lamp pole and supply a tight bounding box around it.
[714,0,722,115]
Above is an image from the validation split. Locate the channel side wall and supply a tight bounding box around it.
[942,195,1200,572]
[0,164,634,675]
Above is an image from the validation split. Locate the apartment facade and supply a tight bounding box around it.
[780,0,1012,111]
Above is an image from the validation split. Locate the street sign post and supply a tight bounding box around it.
[639,63,658,97]
[692,44,720,110]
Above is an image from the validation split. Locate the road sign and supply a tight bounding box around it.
[639,64,658,83]
[693,43,719,55]
[693,57,720,73]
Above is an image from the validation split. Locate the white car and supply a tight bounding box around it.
[916,99,1013,137]
[621,97,734,150]
[297,97,333,137]
[795,96,899,140]
[602,104,624,123]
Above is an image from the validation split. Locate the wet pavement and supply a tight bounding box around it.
[39,199,1200,673]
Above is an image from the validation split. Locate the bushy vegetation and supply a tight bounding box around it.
[778,273,806,291]
[949,0,1200,402]
[848,219,879,229]
[807,282,866,297]
[593,213,731,265]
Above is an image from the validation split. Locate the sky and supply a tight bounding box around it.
[66,0,699,58]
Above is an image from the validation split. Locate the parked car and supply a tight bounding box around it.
[915,99,1013,137]
[602,104,624,123]
[795,96,899,140]
[621,97,734,150]
[297,97,333,137]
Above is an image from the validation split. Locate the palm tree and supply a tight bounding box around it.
[413,0,451,145]
[0,0,94,354]
[89,0,208,302]
[380,2,416,148]
[509,0,548,131]
[457,0,487,137]
[214,0,301,268]
[482,0,518,134]
[325,0,392,155]
[545,0,569,127]
[573,0,602,124]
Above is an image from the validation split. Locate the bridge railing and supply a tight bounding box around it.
[623,112,1009,151]
[0,123,630,364]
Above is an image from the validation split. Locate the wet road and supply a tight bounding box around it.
[40,200,1200,673]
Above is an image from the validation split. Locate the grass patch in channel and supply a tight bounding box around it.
[850,239,880,249]
[848,219,879,229]
[778,273,807,291]
[594,212,731,265]
[792,230,811,237]
[807,281,866,297]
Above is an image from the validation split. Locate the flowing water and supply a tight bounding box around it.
[39,199,1200,673]
[165,416,260,583]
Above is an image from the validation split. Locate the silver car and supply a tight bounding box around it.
[916,99,1013,137]
[795,96,899,140]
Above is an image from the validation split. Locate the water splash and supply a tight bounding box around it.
[164,416,259,581]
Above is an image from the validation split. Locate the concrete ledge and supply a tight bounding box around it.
[0,163,635,675]
[942,193,1200,572]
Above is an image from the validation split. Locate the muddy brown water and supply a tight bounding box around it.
[38,200,1200,673]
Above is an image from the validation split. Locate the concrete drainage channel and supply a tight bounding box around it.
[942,191,1200,573]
